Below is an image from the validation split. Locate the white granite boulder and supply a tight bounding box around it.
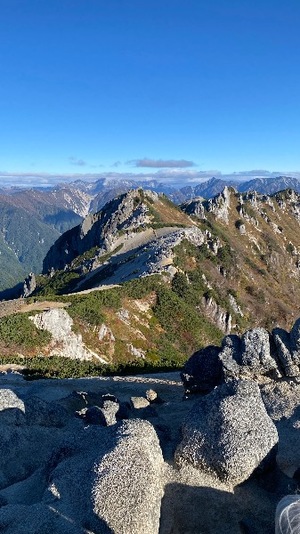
[175,380,278,484]
[0,419,165,534]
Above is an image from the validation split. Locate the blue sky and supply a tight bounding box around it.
[1,0,300,186]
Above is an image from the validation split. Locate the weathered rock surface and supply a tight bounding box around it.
[0,384,165,534]
[0,370,299,532]
[30,308,107,362]
[0,423,65,490]
[182,320,300,393]
[219,327,279,379]
[205,186,234,224]
[273,319,300,377]
[175,380,278,484]
[202,295,232,334]
[92,419,164,534]
[24,395,68,427]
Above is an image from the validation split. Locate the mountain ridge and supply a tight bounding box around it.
[3,174,300,298]
[4,184,295,371]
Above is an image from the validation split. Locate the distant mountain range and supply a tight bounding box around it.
[61,174,300,206]
[1,174,300,294]
[0,188,84,293]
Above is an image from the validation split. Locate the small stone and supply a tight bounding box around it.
[101,400,119,426]
[84,406,107,425]
[130,396,150,409]
[145,389,158,402]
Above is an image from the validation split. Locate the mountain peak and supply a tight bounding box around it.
[42,188,193,275]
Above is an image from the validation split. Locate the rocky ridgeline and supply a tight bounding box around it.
[182,185,300,239]
[32,185,300,336]
[181,186,300,224]
[43,189,160,273]
[181,318,300,395]
[72,226,206,291]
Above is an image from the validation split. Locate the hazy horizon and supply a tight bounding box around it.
[1,169,300,189]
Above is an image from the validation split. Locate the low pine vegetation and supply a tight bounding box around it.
[0,313,51,353]
[0,271,224,378]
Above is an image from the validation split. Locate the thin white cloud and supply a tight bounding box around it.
[128,158,197,168]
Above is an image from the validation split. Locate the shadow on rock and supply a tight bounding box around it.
[159,482,240,534]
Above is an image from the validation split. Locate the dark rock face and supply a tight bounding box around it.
[175,380,278,484]
[181,345,222,393]
[83,400,120,426]
[74,392,123,426]
[83,405,108,425]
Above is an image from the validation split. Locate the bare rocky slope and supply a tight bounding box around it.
[42,188,195,274]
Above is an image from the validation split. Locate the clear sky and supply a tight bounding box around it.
[1,0,300,185]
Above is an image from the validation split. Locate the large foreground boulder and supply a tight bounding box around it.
[0,419,165,534]
[175,380,278,484]
[92,419,164,533]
